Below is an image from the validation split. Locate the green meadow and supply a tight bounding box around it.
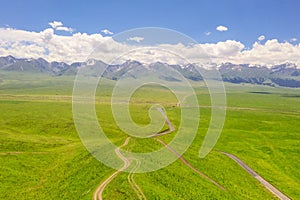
[0,71,299,199]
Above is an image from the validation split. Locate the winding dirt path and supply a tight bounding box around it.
[152,108,226,190]
[220,152,291,200]
[94,108,225,199]
[93,137,131,200]
[155,138,225,190]
[127,158,147,200]
[148,108,175,137]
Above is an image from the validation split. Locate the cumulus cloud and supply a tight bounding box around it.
[0,27,121,63]
[40,28,54,42]
[0,27,300,67]
[49,21,63,29]
[229,39,300,66]
[216,25,228,32]
[258,35,265,41]
[201,40,245,57]
[48,20,74,33]
[127,36,144,43]
[56,26,74,33]
[101,29,113,35]
[290,38,297,42]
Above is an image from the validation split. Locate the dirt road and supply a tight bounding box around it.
[93,137,131,200]
[152,108,226,190]
[94,108,225,200]
[155,138,225,190]
[221,152,291,200]
[127,158,147,200]
[148,107,175,137]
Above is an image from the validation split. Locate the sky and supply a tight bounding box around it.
[0,0,300,65]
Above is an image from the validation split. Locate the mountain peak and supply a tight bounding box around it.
[122,59,142,66]
[0,55,300,87]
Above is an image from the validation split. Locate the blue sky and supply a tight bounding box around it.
[1,0,300,65]
[1,0,300,47]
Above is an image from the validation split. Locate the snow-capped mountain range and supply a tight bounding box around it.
[1,55,300,88]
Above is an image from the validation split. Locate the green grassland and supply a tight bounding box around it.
[0,71,299,199]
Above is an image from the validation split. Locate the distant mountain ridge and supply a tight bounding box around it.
[1,55,300,88]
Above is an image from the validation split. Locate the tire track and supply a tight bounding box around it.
[155,138,225,190]
[128,158,147,200]
[153,108,226,191]
[148,108,175,137]
[94,107,226,200]
[221,151,291,200]
[93,137,131,200]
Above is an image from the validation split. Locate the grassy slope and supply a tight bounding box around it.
[0,71,299,199]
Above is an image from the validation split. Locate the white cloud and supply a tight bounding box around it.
[258,35,265,41]
[101,29,113,35]
[229,39,300,66]
[201,40,245,57]
[216,25,228,32]
[48,20,74,33]
[49,21,63,29]
[205,32,211,36]
[127,36,144,43]
[0,27,300,67]
[40,28,54,42]
[290,38,297,42]
[0,27,123,63]
[56,26,74,33]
